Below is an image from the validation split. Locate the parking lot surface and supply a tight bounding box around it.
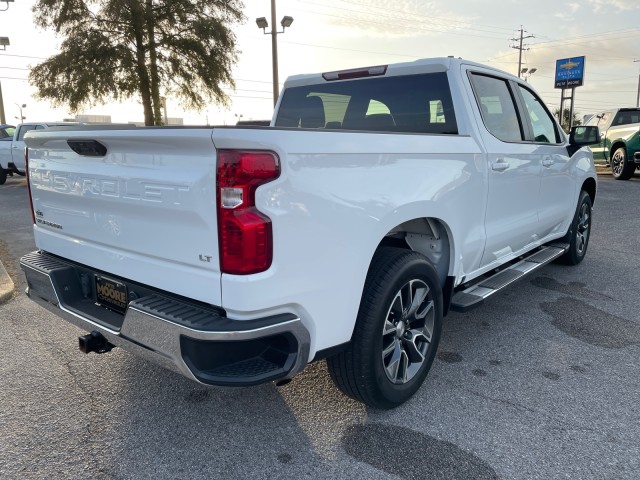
[1,172,639,479]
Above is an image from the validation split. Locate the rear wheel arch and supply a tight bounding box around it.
[610,141,626,160]
[377,217,453,288]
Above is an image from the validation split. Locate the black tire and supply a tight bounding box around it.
[610,146,634,180]
[558,190,592,265]
[327,247,443,409]
[0,168,6,185]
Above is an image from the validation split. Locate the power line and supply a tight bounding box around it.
[280,39,418,58]
[529,28,640,47]
[0,53,47,60]
[329,0,514,32]
[297,0,513,36]
[288,5,507,40]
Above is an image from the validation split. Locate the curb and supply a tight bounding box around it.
[0,259,15,305]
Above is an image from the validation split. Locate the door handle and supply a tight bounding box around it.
[491,159,509,172]
[542,157,554,167]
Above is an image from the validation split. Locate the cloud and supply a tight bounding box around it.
[588,0,639,12]
[308,0,476,38]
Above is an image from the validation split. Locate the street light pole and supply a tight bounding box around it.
[0,81,6,124]
[257,2,293,106]
[270,0,278,107]
[0,36,9,124]
[15,103,25,122]
[0,0,15,12]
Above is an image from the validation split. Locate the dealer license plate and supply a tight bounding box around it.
[95,276,128,315]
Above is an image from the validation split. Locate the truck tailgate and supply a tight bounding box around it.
[24,128,222,306]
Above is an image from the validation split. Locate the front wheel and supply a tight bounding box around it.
[327,247,443,409]
[0,168,7,185]
[611,147,634,180]
[558,190,592,265]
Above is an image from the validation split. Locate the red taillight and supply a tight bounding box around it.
[25,147,35,224]
[217,150,280,274]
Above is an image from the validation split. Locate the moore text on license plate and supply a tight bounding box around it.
[95,276,128,315]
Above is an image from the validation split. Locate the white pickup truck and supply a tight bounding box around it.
[0,122,78,184]
[20,58,599,409]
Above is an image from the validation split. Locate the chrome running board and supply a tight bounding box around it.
[450,243,568,312]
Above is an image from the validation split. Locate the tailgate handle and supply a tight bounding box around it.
[67,139,107,157]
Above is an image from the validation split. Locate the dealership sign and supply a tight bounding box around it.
[555,56,585,89]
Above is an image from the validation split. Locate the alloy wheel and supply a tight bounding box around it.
[381,279,435,384]
[576,202,590,255]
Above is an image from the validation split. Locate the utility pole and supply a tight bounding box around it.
[635,59,639,108]
[511,26,534,78]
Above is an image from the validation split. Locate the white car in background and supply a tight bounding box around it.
[0,122,82,184]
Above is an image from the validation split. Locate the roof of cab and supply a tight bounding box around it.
[282,57,520,89]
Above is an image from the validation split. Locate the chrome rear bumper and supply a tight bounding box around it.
[20,251,310,386]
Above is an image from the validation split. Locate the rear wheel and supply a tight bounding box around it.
[558,190,592,265]
[611,147,634,180]
[0,168,7,185]
[327,247,443,409]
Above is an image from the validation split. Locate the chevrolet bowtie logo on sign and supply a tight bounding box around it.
[555,56,586,89]
[95,276,128,315]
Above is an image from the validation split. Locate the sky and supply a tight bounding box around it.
[0,0,639,126]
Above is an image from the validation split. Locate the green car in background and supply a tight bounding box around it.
[584,108,640,180]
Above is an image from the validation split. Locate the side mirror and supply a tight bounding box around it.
[569,125,599,147]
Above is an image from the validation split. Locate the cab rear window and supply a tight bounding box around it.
[275,73,458,135]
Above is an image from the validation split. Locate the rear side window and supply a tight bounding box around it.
[17,125,39,141]
[470,73,523,142]
[275,73,458,134]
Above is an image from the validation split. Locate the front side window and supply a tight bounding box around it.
[471,73,523,142]
[275,72,458,134]
[518,86,560,143]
